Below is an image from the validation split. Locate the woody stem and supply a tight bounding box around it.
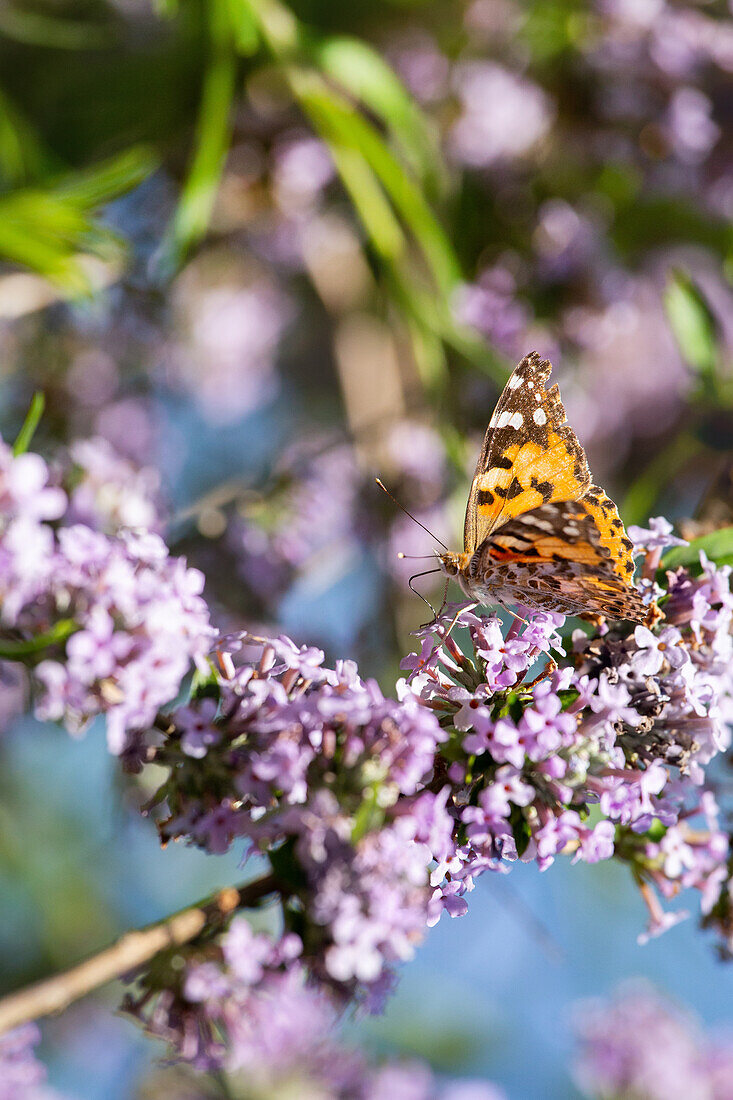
[0,873,279,1036]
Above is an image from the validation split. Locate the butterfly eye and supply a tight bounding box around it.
[439,554,458,576]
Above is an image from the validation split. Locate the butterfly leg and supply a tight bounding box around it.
[435,576,450,620]
[419,577,451,630]
[497,602,534,630]
[441,601,478,646]
[521,657,558,690]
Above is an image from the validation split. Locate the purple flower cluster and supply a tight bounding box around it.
[34,528,214,753]
[574,983,733,1100]
[449,61,554,169]
[232,425,450,603]
[62,436,162,534]
[231,441,366,603]
[111,513,733,1077]
[400,523,733,940]
[168,275,293,425]
[0,439,67,625]
[129,917,505,1097]
[402,605,618,913]
[158,633,449,993]
[453,264,533,359]
[0,1024,65,1100]
[0,437,214,753]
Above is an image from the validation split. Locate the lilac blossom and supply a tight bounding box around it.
[664,87,720,166]
[453,265,532,358]
[30,528,214,753]
[0,440,66,625]
[0,1024,68,1100]
[129,918,506,1098]
[0,438,214,753]
[628,516,689,553]
[158,632,449,993]
[272,134,335,213]
[63,436,162,534]
[399,537,733,935]
[574,983,733,1100]
[386,31,451,105]
[449,62,554,168]
[533,200,600,282]
[168,275,292,425]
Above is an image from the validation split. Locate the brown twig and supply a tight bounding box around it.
[0,873,279,1036]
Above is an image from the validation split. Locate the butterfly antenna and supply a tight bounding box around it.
[407,567,441,617]
[375,478,449,551]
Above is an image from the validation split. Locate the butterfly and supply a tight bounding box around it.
[439,351,646,622]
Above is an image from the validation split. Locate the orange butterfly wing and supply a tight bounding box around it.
[464,352,591,553]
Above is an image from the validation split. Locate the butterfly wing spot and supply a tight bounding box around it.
[533,408,547,425]
[529,477,553,503]
[494,410,525,430]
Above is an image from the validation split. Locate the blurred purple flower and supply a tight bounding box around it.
[574,983,733,1100]
[169,278,292,425]
[454,265,532,357]
[449,62,554,168]
[64,437,162,534]
[0,1024,67,1100]
[272,133,335,212]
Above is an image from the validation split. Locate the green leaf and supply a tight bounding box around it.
[56,147,157,208]
[12,393,45,456]
[0,7,113,49]
[661,526,733,572]
[159,0,237,273]
[0,89,53,188]
[323,137,405,262]
[0,620,78,660]
[314,36,444,198]
[225,0,260,53]
[153,0,180,15]
[509,804,531,858]
[293,72,460,295]
[664,269,719,378]
[189,659,221,702]
[645,819,667,843]
[351,784,384,844]
[0,147,156,290]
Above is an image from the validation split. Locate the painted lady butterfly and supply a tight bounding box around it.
[439,352,646,621]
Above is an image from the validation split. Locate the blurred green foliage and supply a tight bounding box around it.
[0,0,495,382]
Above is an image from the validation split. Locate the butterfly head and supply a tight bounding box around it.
[438,551,469,577]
